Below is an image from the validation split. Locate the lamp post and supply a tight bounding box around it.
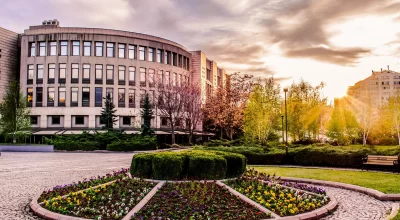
[281,115,284,143]
[283,88,288,156]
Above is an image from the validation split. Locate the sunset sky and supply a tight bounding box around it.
[2,0,400,102]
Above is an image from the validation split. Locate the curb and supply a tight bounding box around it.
[279,177,400,201]
[385,203,399,220]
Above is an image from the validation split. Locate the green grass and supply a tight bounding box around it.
[251,166,400,194]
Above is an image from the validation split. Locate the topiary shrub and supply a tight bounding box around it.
[130,153,155,178]
[152,153,185,180]
[186,154,227,179]
[213,151,247,178]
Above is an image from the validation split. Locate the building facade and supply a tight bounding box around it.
[4,20,229,133]
[0,27,19,100]
[347,67,400,106]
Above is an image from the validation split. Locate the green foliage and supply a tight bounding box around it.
[106,135,157,151]
[130,153,155,178]
[152,153,185,180]
[213,151,247,178]
[140,94,154,136]
[100,93,117,129]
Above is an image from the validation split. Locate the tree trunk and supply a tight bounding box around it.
[171,126,175,145]
[188,133,193,145]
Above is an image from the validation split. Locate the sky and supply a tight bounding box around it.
[1,0,400,102]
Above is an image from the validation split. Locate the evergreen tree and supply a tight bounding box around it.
[140,93,154,136]
[0,81,31,143]
[100,93,117,129]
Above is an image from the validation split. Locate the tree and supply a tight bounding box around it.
[383,92,400,145]
[0,81,31,143]
[140,93,154,136]
[182,84,203,145]
[100,93,117,129]
[243,77,281,145]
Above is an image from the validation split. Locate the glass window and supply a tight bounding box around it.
[95,42,103,56]
[139,46,145,60]
[165,71,170,85]
[49,42,57,56]
[178,74,182,87]
[60,41,68,56]
[106,88,113,101]
[118,88,125,102]
[31,116,38,125]
[122,116,131,125]
[95,65,103,79]
[106,65,114,80]
[118,44,125,58]
[59,64,66,80]
[83,64,90,79]
[172,72,177,86]
[148,48,154,62]
[39,42,46,56]
[107,43,114,57]
[140,67,146,86]
[48,88,55,103]
[129,67,135,82]
[148,90,154,104]
[58,87,66,104]
[48,64,55,80]
[172,53,177,66]
[140,90,146,107]
[27,65,34,80]
[118,66,125,81]
[149,69,155,87]
[52,116,60,125]
[82,87,90,105]
[37,64,43,79]
[83,41,91,56]
[72,41,80,56]
[158,70,163,85]
[27,88,33,103]
[165,51,170,64]
[72,64,79,79]
[95,87,102,106]
[29,42,36,57]
[178,54,182,67]
[75,116,84,125]
[71,87,78,103]
[128,45,136,59]
[36,87,43,104]
[157,49,162,63]
[129,89,135,107]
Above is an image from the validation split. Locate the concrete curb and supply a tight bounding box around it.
[385,203,399,220]
[279,177,400,201]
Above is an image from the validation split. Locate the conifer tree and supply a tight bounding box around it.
[140,93,154,136]
[100,93,117,129]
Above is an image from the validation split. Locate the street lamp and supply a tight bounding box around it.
[281,115,284,143]
[283,88,288,156]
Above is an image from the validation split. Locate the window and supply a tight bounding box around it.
[172,53,177,66]
[37,64,43,84]
[75,116,84,125]
[207,69,211,80]
[48,64,55,84]
[83,41,91,56]
[83,64,90,83]
[129,89,135,108]
[49,42,57,56]
[129,67,136,85]
[118,66,125,85]
[161,117,168,126]
[157,49,162,63]
[106,88,113,102]
[178,74,182,87]
[39,42,46,56]
[148,90,154,105]
[140,90,146,107]
[128,45,136,59]
[107,43,114,57]
[140,67,146,87]
[139,46,145,60]
[165,71,170,85]
[72,41,80,56]
[52,116,60,125]
[95,42,103,56]
[59,64,66,83]
[71,64,79,83]
[172,72,177,86]
[106,65,114,84]
[27,88,33,107]
[27,65,34,84]
[158,70,163,85]
[149,69,155,87]
[29,42,36,57]
[95,64,103,84]
[60,41,68,56]
[148,48,154,62]
[30,116,38,125]
[118,88,125,107]
[118,44,125,58]
[47,88,55,106]
[165,51,170,64]
[178,54,182,67]
[95,87,102,107]
[82,87,90,107]
[71,87,78,106]
[36,87,43,107]
[122,116,131,125]
[183,56,186,69]
[58,87,66,106]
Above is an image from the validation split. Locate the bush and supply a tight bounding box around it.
[152,153,185,180]
[213,151,247,178]
[186,153,227,179]
[130,153,155,178]
[106,136,157,151]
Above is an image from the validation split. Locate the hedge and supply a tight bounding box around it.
[53,140,98,151]
[106,136,157,151]
[130,150,246,180]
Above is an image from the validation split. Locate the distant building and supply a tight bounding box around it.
[347,67,400,105]
[0,27,19,100]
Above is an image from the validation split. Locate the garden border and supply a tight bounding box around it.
[385,203,399,220]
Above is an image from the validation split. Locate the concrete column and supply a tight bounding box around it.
[88,114,95,128]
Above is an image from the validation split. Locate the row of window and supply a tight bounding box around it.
[27,63,190,87]
[28,40,190,70]
[27,87,154,108]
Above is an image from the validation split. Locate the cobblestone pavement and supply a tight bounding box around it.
[0,152,396,220]
[0,152,133,220]
[319,185,393,220]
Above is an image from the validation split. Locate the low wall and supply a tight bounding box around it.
[0,145,54,152]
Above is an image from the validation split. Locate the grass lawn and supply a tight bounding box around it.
[251,166,400,194]
[393,210,400,220]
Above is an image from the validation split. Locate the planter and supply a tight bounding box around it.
[0,145,54,152]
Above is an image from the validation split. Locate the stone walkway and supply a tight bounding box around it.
[0,152,396,220]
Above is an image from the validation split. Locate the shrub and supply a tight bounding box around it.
[152,153,185,180]
[213,151,247,178]
[106,135,157,151]
[130,154,155,178]
[186,153,227,179]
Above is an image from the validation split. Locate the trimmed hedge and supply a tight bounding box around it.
[106,136,157,151]
[53,140,98,151]
[130,150,246,180]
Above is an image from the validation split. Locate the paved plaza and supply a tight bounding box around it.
[0,152,395,220]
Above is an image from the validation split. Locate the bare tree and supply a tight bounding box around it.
[182,84,203,145]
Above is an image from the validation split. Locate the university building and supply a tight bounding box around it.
[0,20,229,135]
[347,67,400,106]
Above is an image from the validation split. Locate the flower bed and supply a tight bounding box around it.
[38,168,129,203]
[225,177,330,217]
[42,177,154,220]
[133,181,272,219]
